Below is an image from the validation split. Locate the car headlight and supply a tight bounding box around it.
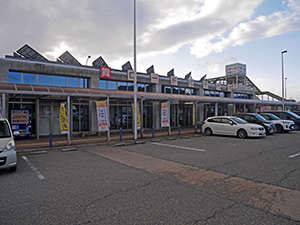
[263,123,271,127]
[4,141,16,152]
[250,127,258,130]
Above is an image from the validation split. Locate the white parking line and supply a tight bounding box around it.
[22,156,45,180]
[288,152,300,158]
[151,142,205,152]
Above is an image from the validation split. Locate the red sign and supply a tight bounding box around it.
[100,66,111,79]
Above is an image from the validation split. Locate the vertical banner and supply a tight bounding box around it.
[193,103,196,125]
[96,101,109,131]
[59,103,69,134]
[132,103,141,130]
[161,102,170,127]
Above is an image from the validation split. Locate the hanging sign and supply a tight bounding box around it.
[132,103,141,130]
[100,66,111,79]
[203,80,208,89]
[128,70,134,81]
[59,103,69,134]
[151,73,159,84]
[161,102,170,127]
[170,76,178,86]
[216,83,221,91]
[96,101,109,131]
[188,77,194,87]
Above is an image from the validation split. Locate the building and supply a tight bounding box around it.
[0,44,297,139]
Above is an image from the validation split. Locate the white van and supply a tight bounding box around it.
[0,116,19,172]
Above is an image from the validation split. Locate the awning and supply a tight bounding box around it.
[0,83,297,106]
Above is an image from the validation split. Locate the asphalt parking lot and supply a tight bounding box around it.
[1,131,300,224]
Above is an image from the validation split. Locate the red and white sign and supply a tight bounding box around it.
[100,66,111,79]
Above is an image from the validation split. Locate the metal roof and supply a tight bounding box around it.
[0,83,297,106]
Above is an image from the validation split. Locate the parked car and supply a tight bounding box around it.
[0,116,19,172]
[202,116,266,139]
[265,111,300,130]
[293,111,300,116]
[233,113,276,135]
[258,112,294,133]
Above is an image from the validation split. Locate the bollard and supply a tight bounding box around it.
[49,132,52,148]
[178,124,181,136]
[152,126,155,138]
[120,128,122,141]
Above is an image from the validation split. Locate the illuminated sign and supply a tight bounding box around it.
[100,66,111,79]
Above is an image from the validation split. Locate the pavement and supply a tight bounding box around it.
[15,128,200,152]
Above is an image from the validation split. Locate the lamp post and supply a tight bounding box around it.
[281,50,287,111]
[133,0,137,140]
[86,55,91,65]
[285,77,287,100]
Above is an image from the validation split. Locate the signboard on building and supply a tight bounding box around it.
[188,77,194,87]
[96,101,109,131]
[128,70,134,81]
[203,80,208,89]
[100,66,111,79]
[226,63,246,76]
[216,83,221,91]
[170,76,178,86]
[161,102,170,127]
[151,73,159,83]
[59,103,69,134]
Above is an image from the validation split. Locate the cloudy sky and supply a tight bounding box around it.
[1,0,300,101]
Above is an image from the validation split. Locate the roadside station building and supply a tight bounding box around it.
[0,44,297,139]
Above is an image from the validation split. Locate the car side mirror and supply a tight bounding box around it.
[13,131,20,136]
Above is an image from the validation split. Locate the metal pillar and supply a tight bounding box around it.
[36,99,40,140]
[67,96,71,145]
[107,97,110,141]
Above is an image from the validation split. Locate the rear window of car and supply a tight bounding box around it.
[0,121,12,138]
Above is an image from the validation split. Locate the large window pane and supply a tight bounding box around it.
[38,75,52,86]
[118,81,127,91]
[23,73,36,85]
[128,82,134,91]
[80,78,88,88]
[53,76,66,87]
[100,80,107,89]
[68,77,79,87]
[138,83,145,92]
[146,84,152,92]
[107,81,117,90]
[9,72,21,84]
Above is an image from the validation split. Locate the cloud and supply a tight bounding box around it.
[0,0,299,67]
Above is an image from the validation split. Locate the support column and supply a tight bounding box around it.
[36,99,40,140]
[2,93,5,117]
[140,99,144,138]
[215,102,218,116]
[168,100,171,136]
[67,96,71,145]
[107,97,110,141]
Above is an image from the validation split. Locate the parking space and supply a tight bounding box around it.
[1,131,300,224]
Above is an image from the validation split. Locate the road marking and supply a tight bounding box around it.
[22,156,45,180]
[289,152,300,158]
[151,142,205,152]
[181,138,236,146]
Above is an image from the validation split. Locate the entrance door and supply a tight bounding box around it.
[39,104,60,135]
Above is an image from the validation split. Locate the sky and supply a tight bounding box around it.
[0,0,300,101]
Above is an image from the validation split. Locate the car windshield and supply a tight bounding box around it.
[266,114,280,120]
[231,117,248,124]
[288,111,300,119]
[253,114,268,122]
[0,121,11,138]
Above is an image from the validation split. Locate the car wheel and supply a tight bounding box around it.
[295,124,300,130]
[237,129,247,139]
[204,128,213,136]
[275,124,283,133]
[10,166,17,172]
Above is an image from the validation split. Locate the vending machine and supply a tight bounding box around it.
[10,109,32,138]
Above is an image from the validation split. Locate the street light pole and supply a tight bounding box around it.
[285,77,287,100]
[281,50,287,111]
[133,0,138,140]
[86,55,91,65]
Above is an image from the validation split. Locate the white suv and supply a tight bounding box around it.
[259,113,294,133]
[0,116,19,172]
